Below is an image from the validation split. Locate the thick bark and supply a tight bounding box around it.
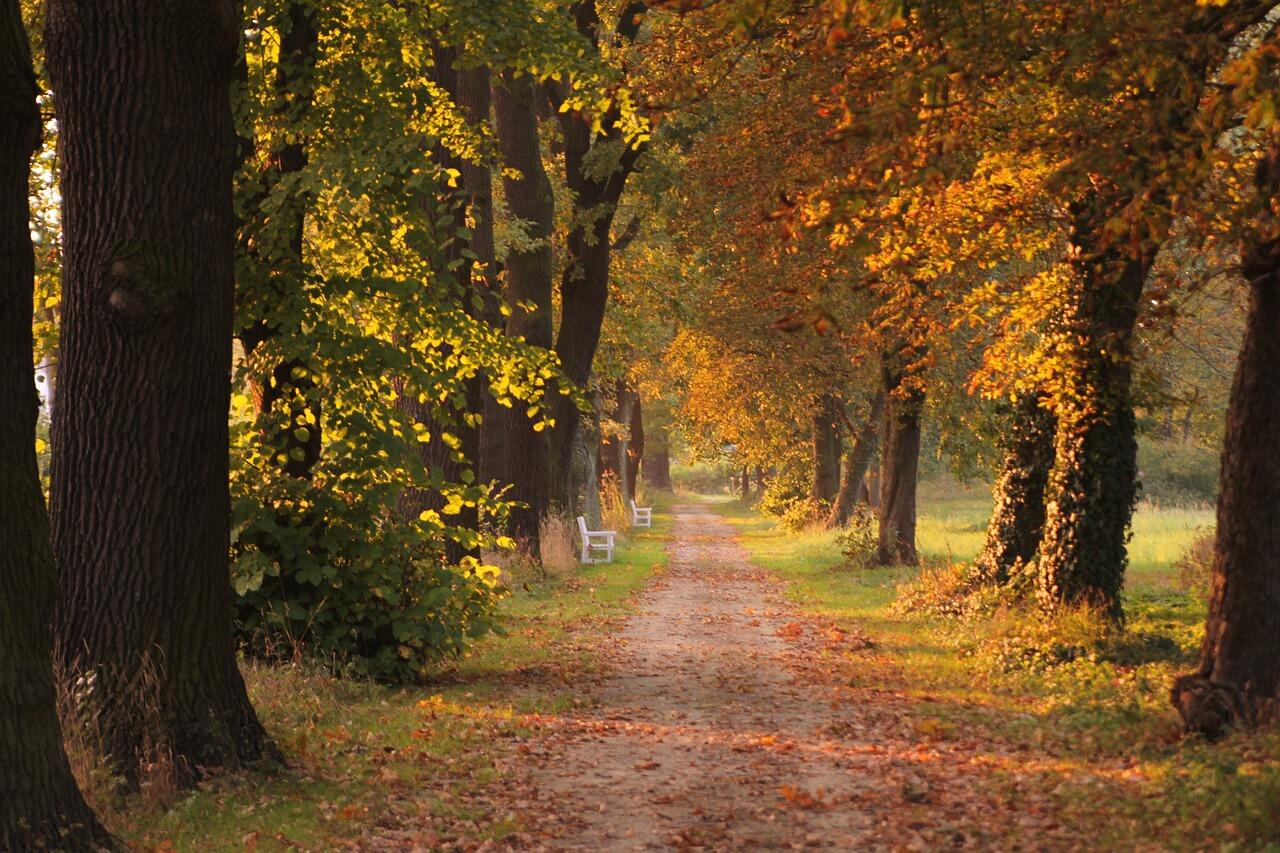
[740,466,750,501]
[973,394,1056,585]
[491,71,554,553]
[1036,203,1147,621]
[876,355,923,566]
[811,392,843,506]
[238,0,321,479]
[546,0,649,513]
[1174,141,1280,738]
[826,391,885,529]
[46,0,273,786]
[0,6,113,846]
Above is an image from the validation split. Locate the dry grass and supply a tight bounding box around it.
[599,472,632,535]
[539,513,579,575]
[56,655,180,820]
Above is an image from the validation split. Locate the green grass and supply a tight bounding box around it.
[707,486,1280,851]
[113,499,674,851]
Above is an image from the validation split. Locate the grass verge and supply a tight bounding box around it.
[710,494,1280,851]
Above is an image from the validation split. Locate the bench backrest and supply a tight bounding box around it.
[577,515,590,539]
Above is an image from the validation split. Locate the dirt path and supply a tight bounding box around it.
[520,503,1060,852]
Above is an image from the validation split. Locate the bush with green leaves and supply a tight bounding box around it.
[833,504,879,569]
[757,461,822,530]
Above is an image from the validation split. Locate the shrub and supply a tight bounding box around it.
[833,504,879,569]
[894,557,1037,619]
[1175,529,1215,602]
[758,461,817,530]
[231,496,506,682]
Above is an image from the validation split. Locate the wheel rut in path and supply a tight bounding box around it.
[528,502,969,851]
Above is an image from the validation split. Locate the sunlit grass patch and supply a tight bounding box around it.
[712,492,1280,851]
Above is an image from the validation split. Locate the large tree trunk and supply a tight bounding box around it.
[826,391,885,529]
[811,392,843,506]
[546,0,648,514]
[973,394,1056,585]
[876,355,923,566]
[46,0,274,786]
[0,7,113,845]
[1173,141,1280,738]
[491,71,554,554]
[1036,203,1147,621]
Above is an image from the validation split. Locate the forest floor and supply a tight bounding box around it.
[118,492,1280,851]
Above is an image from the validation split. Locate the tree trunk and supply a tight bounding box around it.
[459,66,507,487]
[811,392,843,506]
[0,7,114,845]
[625,391,644,501]
[643,441,672,491]
[46,0,274,786]
[237,0,321,479]
[393,43,482,562]
[546,1,649,513]
[876,355,923,566]
[1173,140,1280,738]
[741,466,750,501]
[491,71,554,554]
[826,391,885,529]
[867,462,881,509]
[1036,203,1147,621]
[973,394,1056,585]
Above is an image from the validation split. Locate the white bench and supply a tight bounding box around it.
[630,499,652,528]
[577,516,616,564]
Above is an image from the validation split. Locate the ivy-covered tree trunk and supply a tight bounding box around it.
[46,0,274,786]
[0,6,113,845]
[1173,141,1280,738]
[811,392,843,506]
[491,71,554,554]
[974,394,1056,585]
[1036,205,1148,621]
[826,391,885,529]
[876,355,923,566]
